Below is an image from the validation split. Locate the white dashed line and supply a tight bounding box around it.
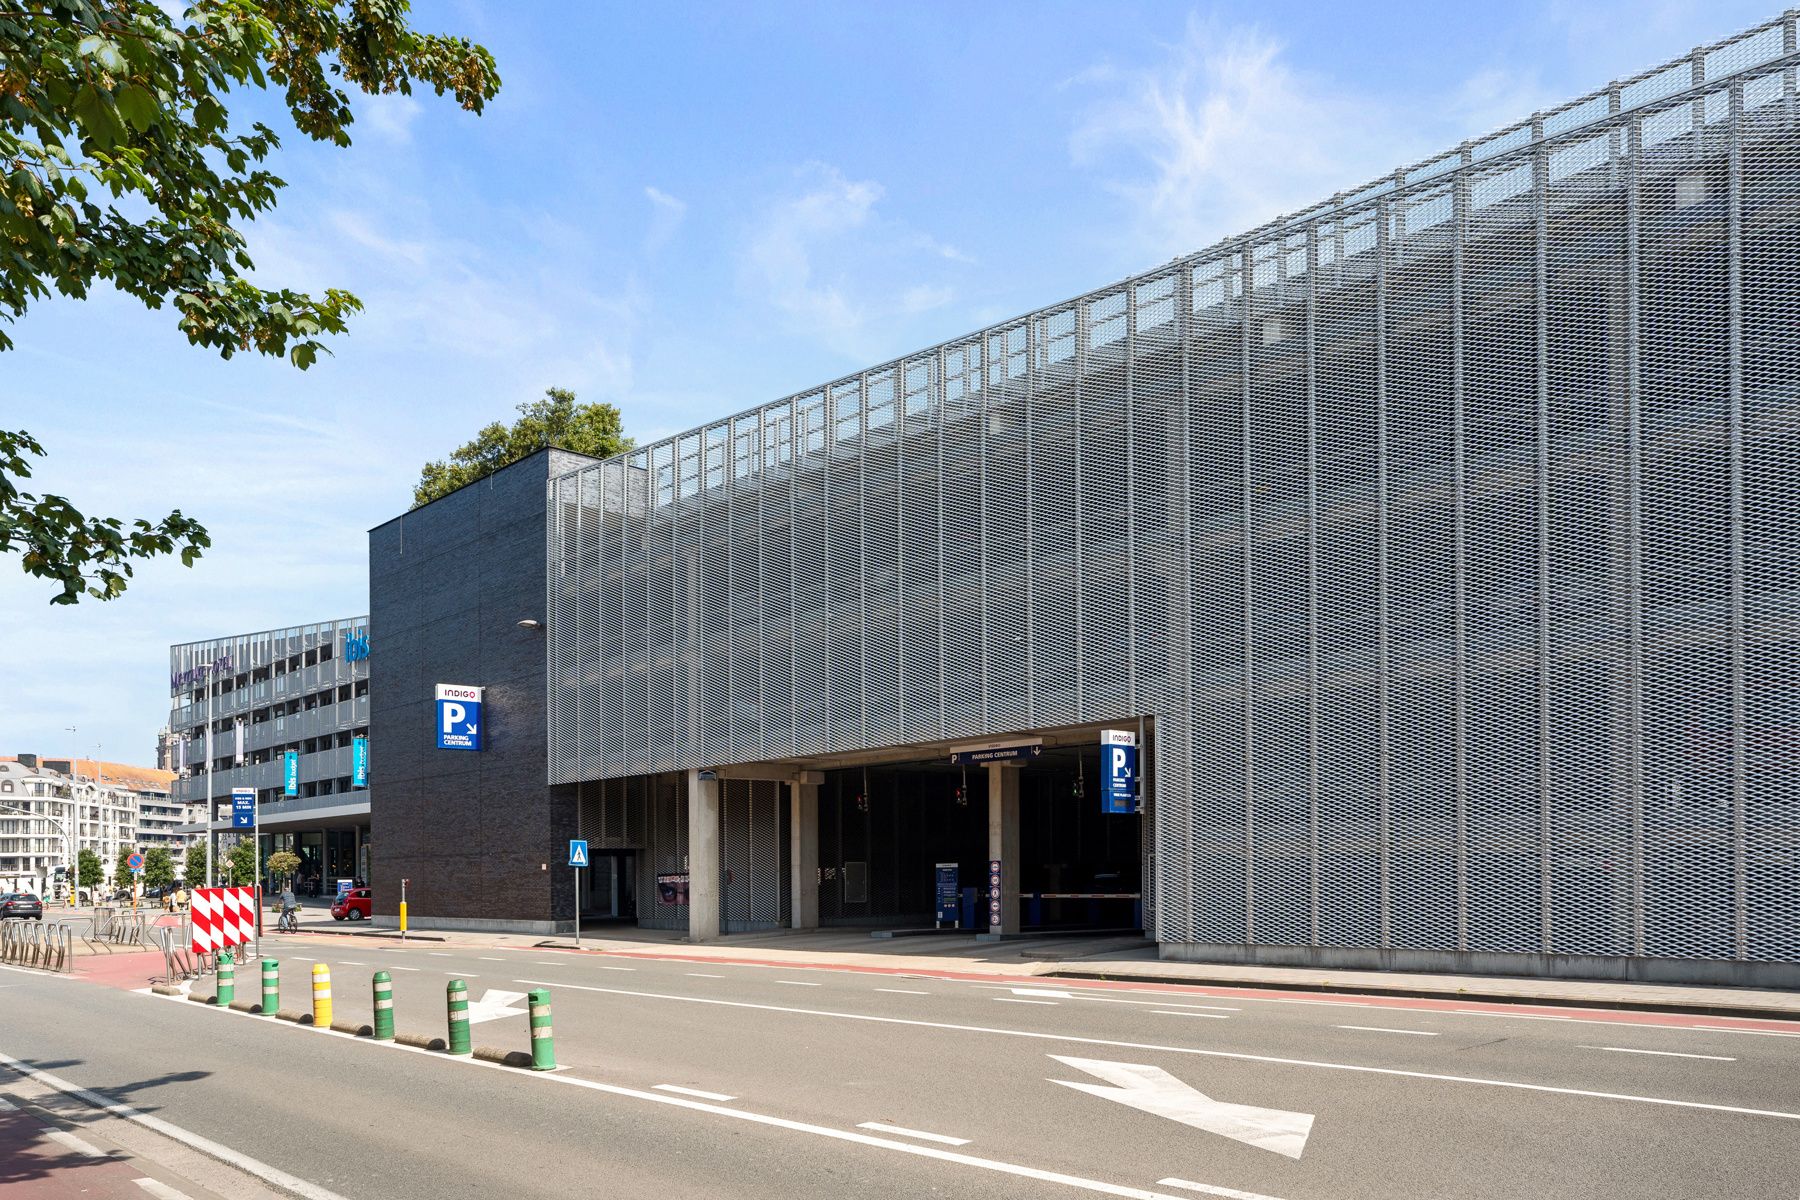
[480,957,504,962]
[1080,997,1241,1012]
[775,980,821,987]
[857,1121,970,1146]
[1152,1010,1230,1019]
[340,961,365,966]
[654,1084,736,1102]
[1159,1176,1292,1200]
[1583,1046,1736,1061]
[688,973,725,979]
[134,1180,194,1200]
[1695,1026,1800,1040]
[390,966,421,972]
[44,1128,108,1157]
[429,952,451,958]
[591,965,636,972]
[876,988,931,995]
[534,962,565,967]
[995,998,1056,1006]
[1336,1025,1438,1037]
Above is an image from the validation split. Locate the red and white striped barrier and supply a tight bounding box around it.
[190,886,257,955]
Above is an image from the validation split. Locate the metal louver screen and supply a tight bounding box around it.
[549,18,1800,968]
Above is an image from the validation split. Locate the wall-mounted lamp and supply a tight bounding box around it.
[517,619,544,632]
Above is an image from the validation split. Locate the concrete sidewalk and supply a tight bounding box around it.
[269,920,1800,1022]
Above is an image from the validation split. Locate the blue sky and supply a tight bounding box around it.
[0,0,1779,766]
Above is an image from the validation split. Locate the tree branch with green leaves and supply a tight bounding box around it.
[0,0,500,603]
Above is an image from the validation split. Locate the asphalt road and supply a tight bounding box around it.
[5,937,1800,1200]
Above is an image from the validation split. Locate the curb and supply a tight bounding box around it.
[1040,968,1800,1023]
[395,1031,447,1052]
[474,1046,534,1069]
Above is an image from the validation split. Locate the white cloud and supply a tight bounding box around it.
[1070,17,1430,262]
[737,163,964,361]
[644,186,687,252]
[356,92,423,145]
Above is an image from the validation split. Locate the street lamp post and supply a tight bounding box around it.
[64,726,81,906]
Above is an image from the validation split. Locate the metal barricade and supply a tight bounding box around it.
[0,920,72,972]
[159,923,202,983]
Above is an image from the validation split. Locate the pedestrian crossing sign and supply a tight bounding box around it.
[569,840,589,868]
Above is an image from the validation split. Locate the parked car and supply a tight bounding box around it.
[0,893,44,920]
[330,887,372,921]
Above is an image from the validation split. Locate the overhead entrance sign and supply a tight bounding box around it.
[1100,730,1138,814]
[231,787,256,828]
[949,743,1043,766]
[569,839,589,868]
[436,684,484,751]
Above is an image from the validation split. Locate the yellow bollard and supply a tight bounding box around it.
[399,899,408,936]
[311,962,333,1028]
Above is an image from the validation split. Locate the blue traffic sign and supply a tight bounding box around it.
[231,788,256,829]
[569,839,589,868]
[1101,731,1138,814]
[436,684,484,751]
[126,851,144,873]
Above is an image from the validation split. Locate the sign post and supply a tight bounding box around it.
[232,787,259,954]
[127,851,144,913]
[568,839,588,950]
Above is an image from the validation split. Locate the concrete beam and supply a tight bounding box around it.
[712,763,827,785]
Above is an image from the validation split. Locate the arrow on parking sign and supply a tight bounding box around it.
[1047,1056,1314,1159]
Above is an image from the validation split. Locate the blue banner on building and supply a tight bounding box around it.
[283,750,299,797]
[352,736,368,787]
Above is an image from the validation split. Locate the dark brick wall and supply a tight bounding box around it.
[368,449,594,927]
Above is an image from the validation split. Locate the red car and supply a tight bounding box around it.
[330,888,372,921]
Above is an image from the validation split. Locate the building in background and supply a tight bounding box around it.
[168,618,372,894]
[0,755,177,897]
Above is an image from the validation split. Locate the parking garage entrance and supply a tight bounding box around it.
[813,731,1144,935]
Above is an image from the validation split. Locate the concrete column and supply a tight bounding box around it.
[790,776,820,931]
[687,769,720,942]
[987,763,1021,935]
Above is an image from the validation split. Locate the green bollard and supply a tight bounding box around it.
[214,949,235,1007]
[373,971,394,1041]
[528,988,556,1071]
[261,957,279,1015]
[446,978,471,1056]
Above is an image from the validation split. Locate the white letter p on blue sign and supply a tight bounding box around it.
[435,684,484,751]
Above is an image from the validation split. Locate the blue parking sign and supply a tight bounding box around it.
[435,684,484,751]
[1100,730,1138,814]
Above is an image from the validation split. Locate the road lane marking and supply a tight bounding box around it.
[514,979,1800,1122]
[591,965,636,972]
[1452,1010,1572,1022]
[534,962,565,967]
[390,966,420,972]
[876,989,931,995]
[1583,1046,1736,1061]
[1082,998,1241,1012]
[996,998,1057,1005]
[448,972,479,977]
[340,961,366,966]
[1152,1011,1229,1019]
[775,980,821,987]
[480,957,504,962]
[1695,1026,1800,1040]
[291,956,315,961]
[1336,1026,1438,1037]
[655,1084,736,1102]
[135,996,1229,1200]
[1051,1057,1311,1159]
[134,1179,194,1200]
[1159,1176,1292,1200]
[689,973,726,979]
[45,1128,108,1157]
[857,1121,970,1146]
[0,1053,350,1200]
[429,952,451,957]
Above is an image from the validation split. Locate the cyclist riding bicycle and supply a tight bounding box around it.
[278,887,300,933]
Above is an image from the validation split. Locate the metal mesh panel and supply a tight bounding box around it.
[550,19,1800,969]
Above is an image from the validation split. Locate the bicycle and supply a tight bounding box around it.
[277,906,300,933]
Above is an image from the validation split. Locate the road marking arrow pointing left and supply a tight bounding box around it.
[1048,1055,1314,1159]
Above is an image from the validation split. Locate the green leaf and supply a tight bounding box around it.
[115,85,158,133]
[72,84,127,150]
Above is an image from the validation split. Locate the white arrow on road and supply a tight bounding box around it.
[467,989,529,1025]
[1047,1056,1314,1160]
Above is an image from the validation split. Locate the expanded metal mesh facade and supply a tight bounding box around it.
[550,19,1800,968]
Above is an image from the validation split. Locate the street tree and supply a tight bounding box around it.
[267,849,300,890]
[226,837,257,888]
[76,846,102,893]
[187,839,209,885]
[114,844,133,887]
[142,846,175,890]
[1,1,500,604]
[413,388,632,507]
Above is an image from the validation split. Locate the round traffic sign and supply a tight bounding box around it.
[126,851,144,870]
